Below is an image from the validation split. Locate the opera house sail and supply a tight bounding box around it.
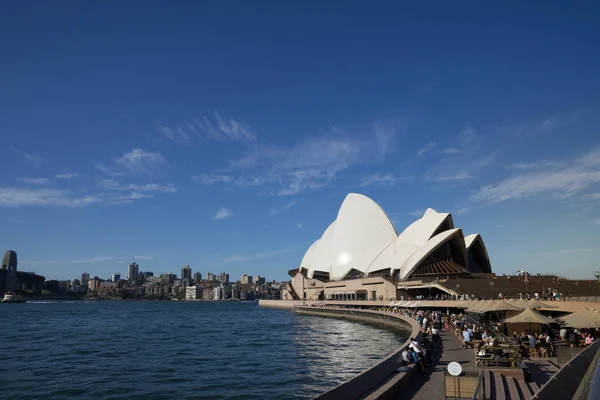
[285,194,492,302]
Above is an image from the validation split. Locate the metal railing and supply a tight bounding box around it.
[574,343,600,400]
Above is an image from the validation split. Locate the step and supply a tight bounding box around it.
[517,379,532,400]
[493,372,506,400]
[506,376,520,400]
[528,382,540,395]
[484,370,492,400]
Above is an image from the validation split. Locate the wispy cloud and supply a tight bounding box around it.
[441,147,460,155]
[192,120,397,196]
[95,164,125,177]
[56,173,80,179]
[472,147,600,204]
[158,112,256,146]
[505,160,566,171]
[18,177,50,185]
[115,148,169,177]
[593,218,600,225]
[296,223,304,229]
[539,248,600,256]
[268,200,297,216]
[65,256,115,264]
[221,248,291,263]
[587,193,600,200]
[408,209,425,217]
[11,145,43,167]
[97,179,178,194]
[0,187,101,208]
[416,141,436,156]
[360,172,407,187]
[454,207,470,215]
[431,154,496,183]
[133,255,154,261]
[213,207,232,220]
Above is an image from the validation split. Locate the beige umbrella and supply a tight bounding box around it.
[503,308,556,325]
[468,300,523,313]
[560,308,600,328]
[507,298,556,309]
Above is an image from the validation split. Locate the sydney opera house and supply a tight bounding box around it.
[283,193,493,302]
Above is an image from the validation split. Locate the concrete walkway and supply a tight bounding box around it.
[397,331,476,400]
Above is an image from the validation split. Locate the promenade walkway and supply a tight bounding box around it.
[398,331,476,400]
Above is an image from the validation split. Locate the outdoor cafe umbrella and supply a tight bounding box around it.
[503,308,556,325]
[506,298,556,309]
[560,308,600,329]
[467,300,522,313]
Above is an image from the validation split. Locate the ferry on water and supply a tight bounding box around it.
[1,292,26,303]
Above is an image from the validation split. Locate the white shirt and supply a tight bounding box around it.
[432,327,439,335]
[409,342,421,353]
[402,350,410,362]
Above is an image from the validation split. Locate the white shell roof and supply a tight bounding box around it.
[307,221,336,279]
[328,193,398,279]
[397,208,454,247]
[296,193,490,282]
[301,239,320,277]
[398,228,466,280]
[464,234,490,260]
[366,239,419,274]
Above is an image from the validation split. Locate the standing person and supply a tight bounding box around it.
[422,337,433,366]
[431,323,440,351]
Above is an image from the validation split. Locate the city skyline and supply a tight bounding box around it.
[2,3,600,281]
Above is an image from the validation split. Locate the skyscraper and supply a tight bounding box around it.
[219,272,229,284]
[207,272,215,282]
[0,250,17,296]
[81,272,90,282]
[181,265,192,280]
[194,272,202,284]
[240,274,253,285]
[128,263,139,282]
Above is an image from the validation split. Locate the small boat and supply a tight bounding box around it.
[1,293,26,303]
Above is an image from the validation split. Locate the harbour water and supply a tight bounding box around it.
[0,301,406,400]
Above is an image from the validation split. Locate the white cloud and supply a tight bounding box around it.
[11,145,43,167]
[587,193,600,200]
[268,200,297,216]
[133,255,154,261]
[416,141,436,156]
[97,179,178,193]
[18,177,50,185]
[408,209,425,217]
[55,173,80,179]
[96,164,125,177]
[593,218,600,225]
[221,248,290,263]
[441,147,460,155]
[296,223,304,229]
[213,207,232,220]
[430,154,496,183]
[360,173,406,187]
[115,148,169,177]
[192,120,396,195]
[0,187,101,208]
[505,160,566,171]
[158,112,256,146]
[455,207,470,215]
[65,256,114,263]
[472,147,600,204]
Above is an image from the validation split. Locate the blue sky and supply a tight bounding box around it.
[1,1,600,281]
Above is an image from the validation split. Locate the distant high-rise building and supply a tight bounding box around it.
[0,250,18,296]
[81,272,90,282]
[219,272,229,284]
[255,276,266,285]
[161,273,177,284]
[241,274,253,285]
[194,272,202,284]
[111,273,121,282]
[181,265,192,280]
[128,263,139,282]
[207,272,215,282]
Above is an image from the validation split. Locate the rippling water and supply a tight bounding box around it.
[0,301,406,400]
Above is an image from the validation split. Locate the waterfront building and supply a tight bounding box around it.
[161,273,177,284]
[207,272,215,282]
[111,273,121,282]
[0,250,18,296]
[202,286,214,300]
[128,263,139,282]
[241,274,253,285]
[81,272,90,282]
[88,277,101,292]
[255,276,266,285]
[194,272,202,284]
[186,285,202,300]
[213,285,223,300]
[139,271,153,282]
[219,272,229,284]
[181,265,192,281]
[284,193,494,301]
